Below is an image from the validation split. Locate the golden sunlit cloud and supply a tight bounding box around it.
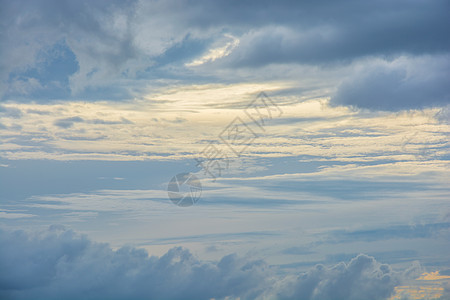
[391,271,450,300]
[390,286,444,300]
[418,271,450,281]
[0,83,448,168]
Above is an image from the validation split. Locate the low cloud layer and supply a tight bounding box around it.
[277,255,399,300]
[0,227,422,300]
[0,227,270,300]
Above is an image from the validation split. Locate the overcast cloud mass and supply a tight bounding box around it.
[1,0,449,299]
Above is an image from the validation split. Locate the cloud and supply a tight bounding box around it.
[53,116,133,128]
[0,211,36,219]
[218,0,450,67]
[0,227,424,300]
[331,55,450,110]
[276,254,401,300]
[0,0,141,99]
[186,34,239,67]
[2,0,449,101]
[436,105,450,124]
[0,105,22,119]
[0,227,270,300]
[440,282,450,300]
[53,116,84,128]
[327,223,450,243]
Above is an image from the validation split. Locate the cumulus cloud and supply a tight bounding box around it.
[0,227,270,300]
[276,255,400,300]
[0,227,421,300]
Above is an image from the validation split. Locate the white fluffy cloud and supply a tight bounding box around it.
[0,227,419,300]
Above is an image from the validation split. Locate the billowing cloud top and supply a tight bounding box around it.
[0,227,422,300]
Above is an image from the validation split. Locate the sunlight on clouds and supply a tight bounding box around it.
[418,271,450,281]
[226,160,450,185]
[390,271,450,299]
[0,85,448,167]
[147,81,293,107]
[391,286,443,300]
[185,34,239,67]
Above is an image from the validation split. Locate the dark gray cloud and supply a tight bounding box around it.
[217,0,450,66]
[330,55,450,110]
[0,227,420,300]
[2,0,449,103]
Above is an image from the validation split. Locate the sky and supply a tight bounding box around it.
[0,0,449,299]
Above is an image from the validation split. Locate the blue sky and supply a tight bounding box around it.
[1,1,450,299]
